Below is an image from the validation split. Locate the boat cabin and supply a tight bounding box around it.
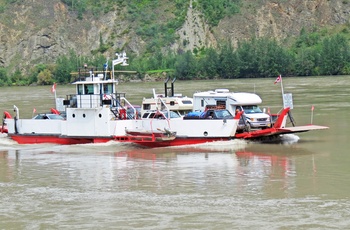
[60,52,131,111]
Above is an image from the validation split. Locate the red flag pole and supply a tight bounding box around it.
[280,75,284,97]
[51,83,57,106]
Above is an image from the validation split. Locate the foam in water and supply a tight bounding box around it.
[280,134,300,144]
[172,139,248,152]
[0,134,17,147]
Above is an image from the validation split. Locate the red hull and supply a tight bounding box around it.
[9,134,112,145]
[115,136,231,148]
[9,134,230,148]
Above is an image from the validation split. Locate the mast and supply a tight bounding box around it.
[112,51,129,80]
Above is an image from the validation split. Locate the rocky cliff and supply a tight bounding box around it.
[0,0,349,73]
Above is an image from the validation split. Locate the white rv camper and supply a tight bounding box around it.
[193,89,271,130]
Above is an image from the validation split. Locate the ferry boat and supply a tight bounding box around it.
[2,52,241,148]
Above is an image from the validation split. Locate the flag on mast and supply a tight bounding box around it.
[51,83,57,94]
[274,75,282,84]
[311,105,315,124]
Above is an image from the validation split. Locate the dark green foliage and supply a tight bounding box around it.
[174,51,198,80]
[126,0,188,53]
[291,29,350,76]
[5,32,350,86]
[197,0,240,27]
[27,64,48,84]
[320,34,350,75]
[55,55,73,84]
[198,48,220,79]
[11,69,28,86]
[295,27,321,48]
[53,49,110,83]
[0,67,9,86]
[218,42,240,79]
[294,47,319,76]
[61,0,88,19]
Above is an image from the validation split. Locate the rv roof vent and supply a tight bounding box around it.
[215,89,230,93]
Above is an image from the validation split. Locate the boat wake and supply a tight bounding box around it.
[38,140,143,154]
[0,133,18,149]
[171,139,248,152]
[280,134,300,144]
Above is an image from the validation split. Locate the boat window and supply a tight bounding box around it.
[142,113,149,118]
[170,101,175,106]
[84,84,94,94]
[77,85,83,95]
[103,83,113,94]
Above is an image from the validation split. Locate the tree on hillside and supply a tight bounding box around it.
[236,39,260,78]
[320,34,350,75]
[198,47,219,79]
[174,51,198,80]
[0,68,9,86]
[218,42,240,79]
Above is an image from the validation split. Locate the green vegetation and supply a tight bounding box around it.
[196,0,241,26]
[1,1,350,86]
[2,29,350,86]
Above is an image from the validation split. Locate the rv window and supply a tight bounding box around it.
[216,100,226,109]
[182,100,192,104]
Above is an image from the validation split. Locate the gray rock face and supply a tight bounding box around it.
[0,0,349,73]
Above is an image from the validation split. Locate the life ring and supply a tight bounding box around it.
[3,111,12,119]
[50,108,60,115]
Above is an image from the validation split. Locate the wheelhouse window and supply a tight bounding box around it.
[77,85,83,95]
[84,84,93,94]
[103,83,113,94]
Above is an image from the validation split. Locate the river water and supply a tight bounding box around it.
[0,76,349,229]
